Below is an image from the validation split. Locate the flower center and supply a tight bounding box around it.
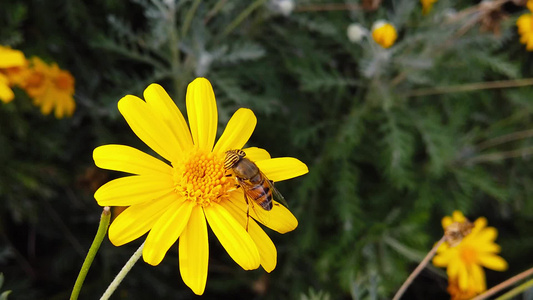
[460,246,478,265]
[54,72,74,90]
[173,149,233,207]
[26,71,45,88]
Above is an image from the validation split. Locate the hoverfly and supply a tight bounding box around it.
[224,149,288,229]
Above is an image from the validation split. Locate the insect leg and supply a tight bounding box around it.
[242,191,250,232]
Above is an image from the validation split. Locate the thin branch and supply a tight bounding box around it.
[472,266,533,300]
[100,242,145,300]
[392,236,446,300]
[466,147,533,164]
[496,278,533,300]
[204,0,227,24]
[405,78,533,98]
[221,0,268,38]
[476,129,533,151]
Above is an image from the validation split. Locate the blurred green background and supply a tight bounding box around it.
[1,0,532,299]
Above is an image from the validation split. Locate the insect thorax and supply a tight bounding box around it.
[224,149,246,169]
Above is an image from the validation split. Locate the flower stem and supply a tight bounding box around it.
[70,207,111,300]
[100,242,145,300]
[472,266,533,300]
[496,278,533,300]
[221,0,268,38]
[392,236,446,300]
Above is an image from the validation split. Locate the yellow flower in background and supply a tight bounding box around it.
[371,21,398,48]
[21,57,49,98]
[528,0,533,12]
[421,0,438,15]
[93,78,308,295]
[433,211,508,296]
[12,57,76,118]
[32,62,76,118]
[517,13,533,51]
[0,46,26,103]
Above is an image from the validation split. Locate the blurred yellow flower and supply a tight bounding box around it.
[93,78,308,295]
[433,211,508,296]
[421,0,437,15]
[0,46,26,103]
[33,63,76,118]
[21,57,49,98]
[528,0,533,12]
[13,57,76,118]
[517,13,533,51]
[371,21,397,48]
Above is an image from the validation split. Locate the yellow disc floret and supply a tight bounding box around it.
[174,149,232,206]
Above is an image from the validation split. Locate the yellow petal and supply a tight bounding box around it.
[118,95,182,163]
[255,157,309,182]
[471,217,488,235]
[179,205,209,295]
[478,254,508,271]
[94,175,174,206]
[93,144,172,175]
[0,79,14,103]
[475,227,497,243]
[108,193,177,246]
[223,201,277,272]
[432,252,451,267]
[143,84,194,153]
[470,264,486,292]
[441,216,453,229]
[204,203,260,270]
[243,147,271,161]
[143,200,195,266]
[452,210,466,223]
[458,263,469,291]
[447,256,460,278]
[0,47,25,68]
[226,190,298,234]
[477,242,501,253]
[186,78,217,151]
[212,108,257,154]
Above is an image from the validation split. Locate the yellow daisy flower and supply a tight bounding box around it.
[433,211,508,295]
[517,13,533,51]
[421,0,438,15]
[93,78,308,295]
[16,57,76,118]
[19,57,49,98]
[0,46,26,103]
[371,21,398,48]
[35,63,76,118]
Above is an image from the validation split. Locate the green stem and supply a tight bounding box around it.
[100,242,145,300]
[496,278,533,300]
[182,0,202,38]
[70,207,111,300]
[221,0,268,38]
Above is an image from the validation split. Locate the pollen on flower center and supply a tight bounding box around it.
[460,246,478,265]
[173,149,233,207]
[54,71,74,90]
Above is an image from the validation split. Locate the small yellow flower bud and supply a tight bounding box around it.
[371,21,398,48]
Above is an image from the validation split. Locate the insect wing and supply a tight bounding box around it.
[238,178,272,211]
[262,171,289,208]
[228,188,272,227]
